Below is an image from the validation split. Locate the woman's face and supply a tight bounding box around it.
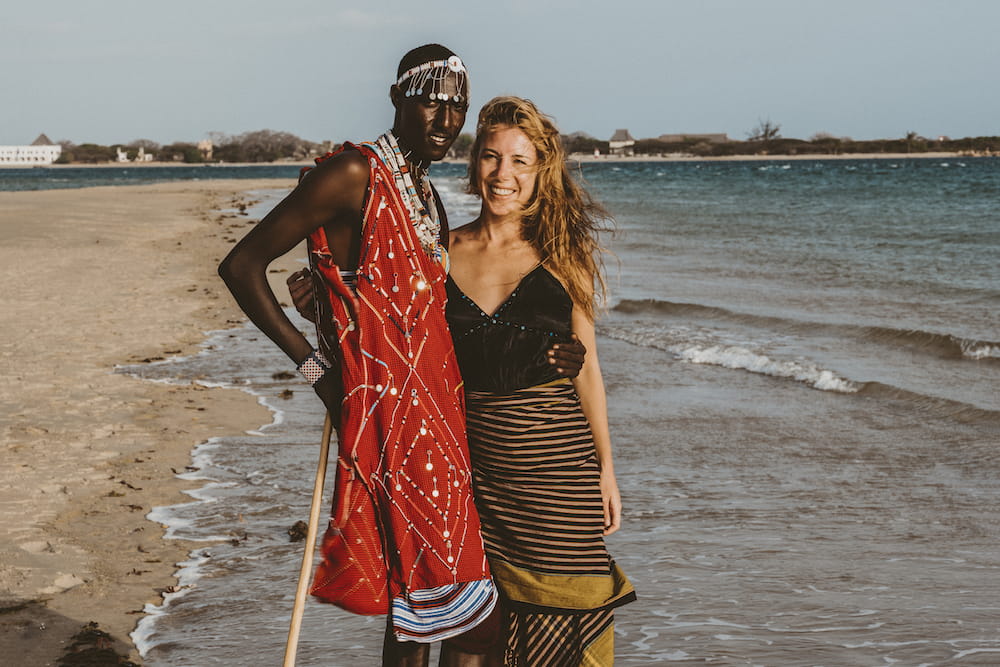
[476,125,539,220]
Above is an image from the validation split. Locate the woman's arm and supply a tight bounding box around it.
[218,151,368,412]
[570,306,621,536]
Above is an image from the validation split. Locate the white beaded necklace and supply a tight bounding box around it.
[371,131,442,262]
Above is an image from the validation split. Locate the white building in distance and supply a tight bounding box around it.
[608,129,636,157]
[0,134,62,165]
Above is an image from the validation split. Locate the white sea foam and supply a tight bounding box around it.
[677,345,858,392]
[121,323,292,659]
[601,322,861,393]
[954,648,1000,659]
[765,621,885,633]
[130,549,213,656]
[963,342,1000,360]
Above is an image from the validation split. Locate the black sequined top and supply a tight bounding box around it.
[445,265,574,393]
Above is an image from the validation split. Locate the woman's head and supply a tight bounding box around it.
[472,125,539,221]
[468,96,611,317]
[467,96,565,222]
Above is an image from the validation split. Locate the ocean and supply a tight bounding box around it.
[0,164,301,191]
[13,157,997,664]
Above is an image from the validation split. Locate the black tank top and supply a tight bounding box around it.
[445,265,573,393]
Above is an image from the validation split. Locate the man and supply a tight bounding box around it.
[220,44,582,666]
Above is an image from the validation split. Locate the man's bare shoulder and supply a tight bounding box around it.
[302,147,370,190]
[293,147,371,216]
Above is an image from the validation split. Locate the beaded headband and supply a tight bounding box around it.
[396,55,468,104]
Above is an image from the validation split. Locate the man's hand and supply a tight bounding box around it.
[313,371,343,421]
[287,268,317,322]
[547,334,586,378]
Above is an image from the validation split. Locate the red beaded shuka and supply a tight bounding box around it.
[306,138,495,642]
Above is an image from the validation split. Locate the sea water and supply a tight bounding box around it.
[74,157,1000,664]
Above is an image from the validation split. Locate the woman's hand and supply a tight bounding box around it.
[287,268,317,323]
[600,467,622,536]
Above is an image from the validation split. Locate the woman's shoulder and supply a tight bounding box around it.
[447,220,482,257]
[448,219,480,239]
[542,261,595,310]
[540,262,571,291]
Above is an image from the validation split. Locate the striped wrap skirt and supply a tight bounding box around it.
[465,378,636,666]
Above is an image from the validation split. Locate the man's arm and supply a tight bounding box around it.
[218,150,368,412]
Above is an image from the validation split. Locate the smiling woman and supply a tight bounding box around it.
[474,127,538,222]
[446,96,634,665]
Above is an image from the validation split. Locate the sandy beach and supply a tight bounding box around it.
[0,179,300,665]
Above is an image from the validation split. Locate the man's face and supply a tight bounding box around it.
[391,71,469,163]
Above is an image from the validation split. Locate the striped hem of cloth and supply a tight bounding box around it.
[504,588,637,616]
[392,578,498,643]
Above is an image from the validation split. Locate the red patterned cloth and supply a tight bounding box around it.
[307,140,495,641]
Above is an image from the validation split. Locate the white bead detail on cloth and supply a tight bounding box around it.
[370,131,443,263]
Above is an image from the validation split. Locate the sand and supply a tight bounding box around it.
[0,179,304,665]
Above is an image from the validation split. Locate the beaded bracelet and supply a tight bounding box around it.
[296,349,332,386]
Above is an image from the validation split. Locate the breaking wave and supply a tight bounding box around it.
[612,299,999,361]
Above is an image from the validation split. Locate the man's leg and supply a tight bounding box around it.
[437,606,504,667]
[382,618,430,667]
[438,644,501,667]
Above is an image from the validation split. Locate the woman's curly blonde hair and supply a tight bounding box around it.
[467,96,611,319]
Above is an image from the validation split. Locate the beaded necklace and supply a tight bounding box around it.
[371,131,443,263]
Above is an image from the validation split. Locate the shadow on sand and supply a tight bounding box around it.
[0,598,137,666]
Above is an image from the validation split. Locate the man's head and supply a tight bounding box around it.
[390,44,470,165]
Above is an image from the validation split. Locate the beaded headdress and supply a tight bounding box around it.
[396,55,468,104]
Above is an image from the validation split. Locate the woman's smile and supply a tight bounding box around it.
[477,125,539,218]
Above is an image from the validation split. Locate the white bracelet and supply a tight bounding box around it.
[296,349,332,386]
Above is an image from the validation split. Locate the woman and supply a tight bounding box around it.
[443,96,635,665]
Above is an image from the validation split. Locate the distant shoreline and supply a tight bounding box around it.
[562,151,983,163]
[0,161,312,169]
[2,151,992,169]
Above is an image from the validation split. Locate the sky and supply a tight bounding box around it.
[3,0,998,146]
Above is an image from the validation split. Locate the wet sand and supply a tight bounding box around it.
[0,179,301,664]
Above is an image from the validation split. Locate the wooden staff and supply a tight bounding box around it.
[283,412,334,666]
